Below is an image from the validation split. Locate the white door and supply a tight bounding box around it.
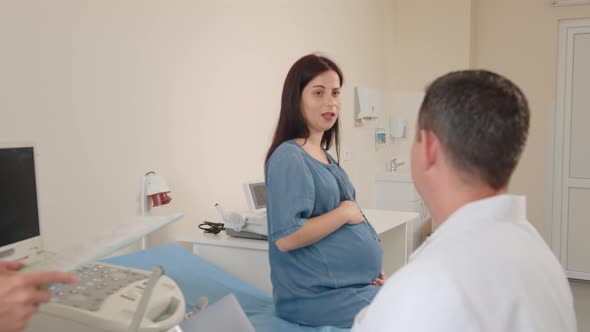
[552,18,590,280]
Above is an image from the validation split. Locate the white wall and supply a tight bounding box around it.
[0,1,394,250]
[384,0,590,241]
[380,0,472,174]
[390,0,472,91]
[472,0,590,237]
[3,0,585,251]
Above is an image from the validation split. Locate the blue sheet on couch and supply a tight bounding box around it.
[103,243,349,332]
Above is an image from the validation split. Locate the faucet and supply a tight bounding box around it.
[390,158,405,172]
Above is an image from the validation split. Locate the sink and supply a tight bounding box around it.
[375,172,413,183]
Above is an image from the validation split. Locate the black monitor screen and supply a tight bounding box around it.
[0,147,40,247]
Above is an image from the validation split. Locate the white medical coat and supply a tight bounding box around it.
[352,195,577,332]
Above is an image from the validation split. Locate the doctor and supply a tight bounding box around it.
[352,70,577,331]
[0,261,76,332]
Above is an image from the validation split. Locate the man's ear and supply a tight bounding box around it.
[420,129,441,171]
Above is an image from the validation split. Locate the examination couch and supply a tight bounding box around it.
[104,243,350,332]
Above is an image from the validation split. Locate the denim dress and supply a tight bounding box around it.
[265,140,383,328]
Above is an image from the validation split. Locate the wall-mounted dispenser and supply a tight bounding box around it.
[355,87,380,120]
[375,128,386,145]
[390,116,407,138]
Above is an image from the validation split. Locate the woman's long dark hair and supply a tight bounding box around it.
[265,54,344,165]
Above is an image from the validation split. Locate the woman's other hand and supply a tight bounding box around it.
[372,271,386,286]
[339,200,365,225]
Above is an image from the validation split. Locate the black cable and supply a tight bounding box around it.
[198,221,225,234]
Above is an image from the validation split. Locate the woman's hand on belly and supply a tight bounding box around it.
[372,271,386,286]
[339,200,365,224]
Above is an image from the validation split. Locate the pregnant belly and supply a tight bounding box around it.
[317,222,383,284]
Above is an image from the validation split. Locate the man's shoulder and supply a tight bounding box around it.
[352,260,469,332]
[377,257,461,302]
[391,257,455,284]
